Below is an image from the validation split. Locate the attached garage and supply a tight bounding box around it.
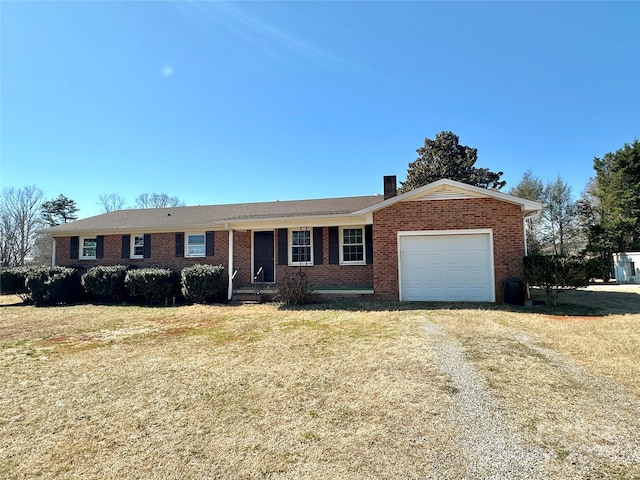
[398,229,495,302]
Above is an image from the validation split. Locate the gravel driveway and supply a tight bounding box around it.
[422,320,640,479]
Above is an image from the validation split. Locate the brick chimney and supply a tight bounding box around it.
[383,175,397,200]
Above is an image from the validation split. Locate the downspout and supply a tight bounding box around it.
[523,215,528,256]
[227,225,234,301]
[523,213,534,305]
[51,238,57,267]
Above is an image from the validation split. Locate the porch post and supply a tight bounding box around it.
[227,228,234,301]
[51,238,56,267]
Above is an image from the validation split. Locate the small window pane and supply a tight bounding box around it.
[188,245,205,256]
[292,230,310,246]
[343,229,362,245]
[291,230,311,264]
[189,234,205,245]
[133,235,144,257]
[187,234,205,256]
[343,245,364,262]
[292,247,311,263]
[82,238,97,258]
[341,228,364,262]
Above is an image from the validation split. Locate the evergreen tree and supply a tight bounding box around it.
[400,131,505,193]
[41,194,79,226]
[580,140,640,279]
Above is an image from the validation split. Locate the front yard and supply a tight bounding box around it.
[1,287,639,479]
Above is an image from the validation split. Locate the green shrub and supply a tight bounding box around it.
[0,266,33,300]
[24,266,82,306]
[125,268,176,305]
[181,264,225,304]
[277,268,311,305]
[523,254,590,307]
[82,265,129,302]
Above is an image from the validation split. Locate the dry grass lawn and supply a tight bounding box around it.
[1,285,639,479]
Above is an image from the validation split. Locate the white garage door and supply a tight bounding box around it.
[399,232,494,302]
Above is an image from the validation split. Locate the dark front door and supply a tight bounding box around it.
[254,231,275,283]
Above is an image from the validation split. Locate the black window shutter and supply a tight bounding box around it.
[313,227,323,265]
[328,227,339,264]
[121,235,130,259]
[175,233,184,257]
[70,236,79,260]
[143,234,151,258]
[96,236,104,259]
[365,225,373,265]
[206,231,215,257]
[277,228,288,265]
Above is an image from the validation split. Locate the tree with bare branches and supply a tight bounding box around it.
[134,193,185,209]
[97,193,127,213]
[0,186,45,266]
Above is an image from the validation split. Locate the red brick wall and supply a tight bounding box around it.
[373,198,526,302]
[274,227,373,288]
[232,231,252,286]
[55,232,229,272]
[54,227,373,289]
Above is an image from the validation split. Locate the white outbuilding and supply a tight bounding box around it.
[613,252,640,284]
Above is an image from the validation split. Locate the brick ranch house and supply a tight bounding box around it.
[43,177,542,302]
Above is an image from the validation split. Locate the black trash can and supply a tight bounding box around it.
[503,277,525,305]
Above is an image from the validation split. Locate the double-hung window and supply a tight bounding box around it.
[80,237,97,260]
[186,234,206,257]
[340,227,365,264]
[290,229,312,265]
[131,235,145,259]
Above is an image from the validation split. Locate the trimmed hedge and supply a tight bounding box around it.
[181,264,225,304]
[1,266,32,299]
[82,265,129,302]
[125,268,177,305]
[24,266,83,306]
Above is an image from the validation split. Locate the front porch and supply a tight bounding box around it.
[232,284,375,304]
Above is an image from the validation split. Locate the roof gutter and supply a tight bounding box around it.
[42,212,374,237]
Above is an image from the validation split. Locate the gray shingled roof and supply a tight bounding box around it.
[42,195,383,235]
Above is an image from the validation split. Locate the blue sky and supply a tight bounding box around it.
[2,1,639,219]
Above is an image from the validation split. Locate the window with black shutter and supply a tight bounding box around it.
[175,233,184,257]
[206,231,215,257]
[277,228,288,265]
[143,234,151,258]
[313,227,323,265]
[122,235,130,259]
[96,236,104,259]
[70,236,79,260]
[328,227,339,264]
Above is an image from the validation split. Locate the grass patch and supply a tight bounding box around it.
[0,300,458,479]
[1,290,639,479]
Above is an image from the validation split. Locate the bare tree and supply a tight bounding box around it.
[134,193,185,209]
[98,193,127,213]
[540,176,583,256]
[0,186,45,266]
